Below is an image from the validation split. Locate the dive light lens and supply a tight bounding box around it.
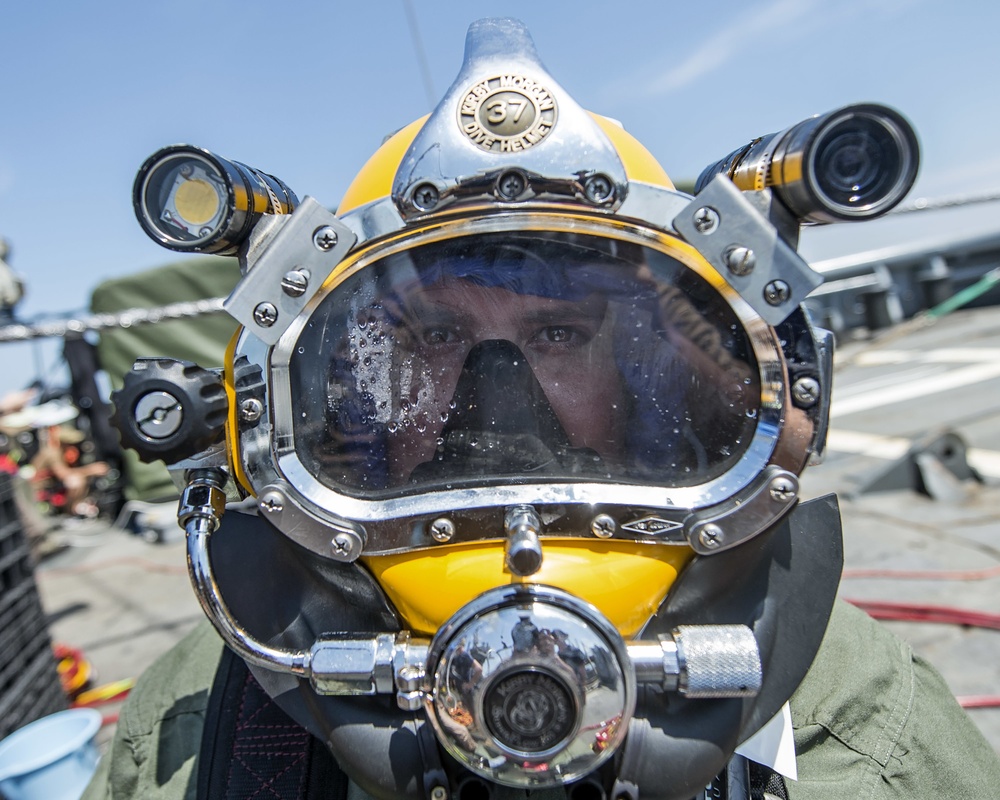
[133,145,298,255]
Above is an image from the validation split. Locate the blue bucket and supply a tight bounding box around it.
[0,709,102,800]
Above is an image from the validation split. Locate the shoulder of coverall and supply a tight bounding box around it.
[788,600,1000,800]
[80,621,224,800]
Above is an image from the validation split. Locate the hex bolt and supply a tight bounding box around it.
[693,206,720,234]
[698,523,725,550]
[253,302,278,327]
[764,280,791,306]
[332,533,355,557]
[312,226,339,251]
[411,183,440,211]
[724,245,757,276]
[497,171,526,200]
[791,376,821,408]
[396,665,424,692]
[584,174,614,204]
[430,517,455,543]
[280,269,309,297]
[591,514,616,539]
[134,391,183,439]
[769,476,798,503]
[239,397,264,424]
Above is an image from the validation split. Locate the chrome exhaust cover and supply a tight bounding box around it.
[424,585,635,788]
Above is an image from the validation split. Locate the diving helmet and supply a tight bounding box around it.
[113,17,919,800]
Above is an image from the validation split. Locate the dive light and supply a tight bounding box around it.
[696,103,919,224]
[133,145,298,255]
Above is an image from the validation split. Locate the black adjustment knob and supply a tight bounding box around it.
[111,358,228,465]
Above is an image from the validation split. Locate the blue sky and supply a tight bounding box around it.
[2,0,1000,395]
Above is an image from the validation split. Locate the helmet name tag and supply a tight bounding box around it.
[459,75,558,152]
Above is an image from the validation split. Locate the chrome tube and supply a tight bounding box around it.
[185,517,310,675]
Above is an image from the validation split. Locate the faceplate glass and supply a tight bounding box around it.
[288,231,761,497]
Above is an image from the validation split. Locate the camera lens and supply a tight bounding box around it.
[808,109,916,217]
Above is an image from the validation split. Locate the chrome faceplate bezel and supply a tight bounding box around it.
[230,188,813,559]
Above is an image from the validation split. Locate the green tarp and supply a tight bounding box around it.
[91,256,241,501]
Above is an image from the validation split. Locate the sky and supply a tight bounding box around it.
[2,0,1000,396]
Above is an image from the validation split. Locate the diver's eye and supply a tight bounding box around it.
[422,327,462,346]
[533,325,593,347]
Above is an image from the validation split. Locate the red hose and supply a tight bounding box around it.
[845,599,1000,631]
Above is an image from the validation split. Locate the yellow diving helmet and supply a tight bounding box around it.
[115,16,918,800]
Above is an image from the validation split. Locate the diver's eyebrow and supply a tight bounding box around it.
[403,296,473,328]
[520,304,606,327]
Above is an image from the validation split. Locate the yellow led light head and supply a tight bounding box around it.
[133,144,299,255]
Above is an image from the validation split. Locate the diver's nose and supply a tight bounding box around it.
[409,339,575,481]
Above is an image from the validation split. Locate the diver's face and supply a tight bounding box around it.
[387,277,626,482]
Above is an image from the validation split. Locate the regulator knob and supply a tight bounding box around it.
[111,358,228,464]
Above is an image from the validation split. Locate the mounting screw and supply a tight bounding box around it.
[791,377,821,408]
[239,397,264,424]
[133,391,184,439]
[430,787,448,800]
[312,226,339,251]
[253,302,278,327]
[259,491,284,515]
[430,518,455,543]
[411,183,440,212]
[497,171,527,200]
[763,280,791,306]
[693,206,720,234]
[584,174,614,204]
[724,245,756,276]
[281,269,309,297]
[591,514,616,539]
[769,476,798,503]
[697,523,725,550]
[332,533,356,557]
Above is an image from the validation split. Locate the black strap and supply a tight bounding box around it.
[748,761,789,800]
[696,759,788,800]
[198,645,349,800]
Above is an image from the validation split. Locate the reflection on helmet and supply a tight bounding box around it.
[291,231,759,496]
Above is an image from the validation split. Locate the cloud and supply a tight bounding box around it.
[630,0,926,99]
[643,0,819,96]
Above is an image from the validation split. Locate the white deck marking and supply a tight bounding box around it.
[826,429,1000,478]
